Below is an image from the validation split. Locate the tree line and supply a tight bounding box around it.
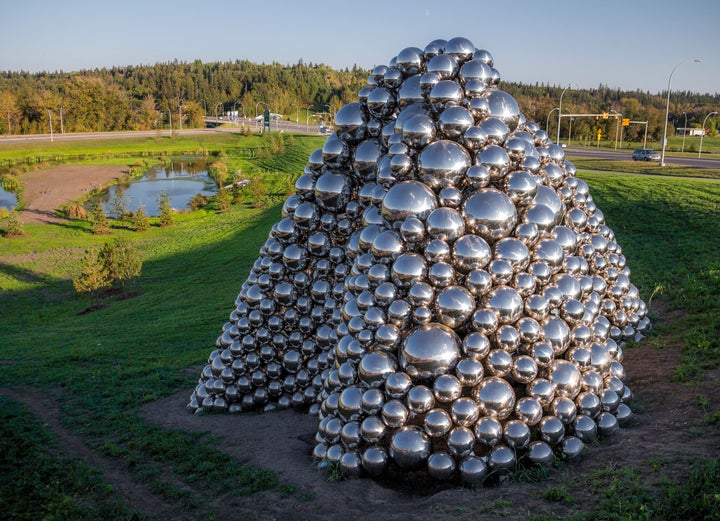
[0,59,718,143]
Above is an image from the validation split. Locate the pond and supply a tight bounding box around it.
[96,160,218,217]
[0,185,18,210]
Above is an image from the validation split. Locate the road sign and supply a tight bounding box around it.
[622,118,630,127]
[602,113,608,119]
[597,129,602,140]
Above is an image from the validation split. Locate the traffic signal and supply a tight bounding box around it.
[622,118,630,126]
[597,129,602,140]
[602,113,608,119]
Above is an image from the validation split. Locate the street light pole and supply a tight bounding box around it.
[698,111,718,158]
[557,84,576,145]
[660,58,701,166]
[546,107,559,135]
[681,112,687,153]
[47,109,53,142]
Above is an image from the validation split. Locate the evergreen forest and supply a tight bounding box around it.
[1,59,718,145]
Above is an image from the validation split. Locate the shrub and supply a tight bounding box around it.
[89,199,110,235]
[73,248,110,307]
[4,210,25,238]
[158,191,174,227]
[214,187,231,213]
[131,206,150,232]
[66,204,87,220]
[188,194,208,211]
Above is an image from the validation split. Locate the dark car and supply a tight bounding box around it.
[632,148,660,161]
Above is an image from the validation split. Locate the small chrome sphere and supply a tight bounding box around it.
[475,416,503,447]
[339,451,364,478]
[503,419,531,449]
[511,355,538,384]
[462,332,491,360]
[527,440,554,466]
[552,396,578,425]
[539,415,566,445]
[360,415,387,444]
[462,188,517,242]
[450,397,480,427]
[488,444,516,474]
[447,426,476,458]
[572,414,598,443]
[560,436,585,460]
[358,350,398,388]
[385,372,413,399]
[455,357,485,386]
[435,285,475,328]
[549,359,582,398]
[381,399,409,428]
[459,455,488,484]
[485,348,513,377]
[433,374,463,403]
[389,426,432,470]
[527,378,555,407]
[515,396,544,426]
[423,408,453,438]
[400,323,461,381]
[382,181,437,225]
[474,376,516,419]
[427,452,457,481]
[615,403,633,424]
[596,411,619,437]
[452,234,492,274]
[361,446,388,477]
[406,385,436,415]
[361,388,385,415]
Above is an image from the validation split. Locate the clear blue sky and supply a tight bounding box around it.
[1,0,718,95]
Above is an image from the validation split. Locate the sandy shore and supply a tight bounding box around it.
[18,164,127,224]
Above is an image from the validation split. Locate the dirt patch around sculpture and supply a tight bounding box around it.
[17,164,126,224]
[3,307,718,520]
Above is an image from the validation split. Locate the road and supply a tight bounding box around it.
[1,127,718,169]
[564,146,719,168]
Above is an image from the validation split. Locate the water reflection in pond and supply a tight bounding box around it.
[98,160,217,217]
[0,185,18,210]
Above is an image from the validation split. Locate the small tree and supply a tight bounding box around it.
[90,199,110,235]
[110,187,129,220]
[158,191,174,227]
[73,248,110,307]
[99,238,142,296]
[247,176,269,208]
[4,210,25,237]
[208,160,229,188]
[215,187,231,213]
[132,205,150,232]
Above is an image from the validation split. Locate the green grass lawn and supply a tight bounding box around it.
[1,135,719,519]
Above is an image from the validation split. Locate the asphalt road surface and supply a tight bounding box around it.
[1,127,718,169]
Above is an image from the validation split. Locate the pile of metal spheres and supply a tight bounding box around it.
[189,36,650,485]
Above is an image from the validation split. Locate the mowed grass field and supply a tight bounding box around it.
[1,133,719,520]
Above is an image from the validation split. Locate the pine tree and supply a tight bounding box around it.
[90,199,110,235]
[158,191,174,227]
[73,248,110,307]
[215,187,231,213]
[100,238,142,296]
[132,205,150,232]
[4,210,25,238]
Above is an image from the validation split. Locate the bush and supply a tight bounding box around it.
[131,206,150,232]
[89,199,110,235]
[188,194,208,211]
[158,191,173,227]
[66,204,87,220]
[4,210,25,238]
[214,187,231,213]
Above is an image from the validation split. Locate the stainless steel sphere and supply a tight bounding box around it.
[473,376,516,419]
[389,426,432,469]
[462,188,517,242]
[400,323,461,381]
[427,452,457,481]
[458,455,488,484]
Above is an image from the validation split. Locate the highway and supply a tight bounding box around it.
[1,125,718,170]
